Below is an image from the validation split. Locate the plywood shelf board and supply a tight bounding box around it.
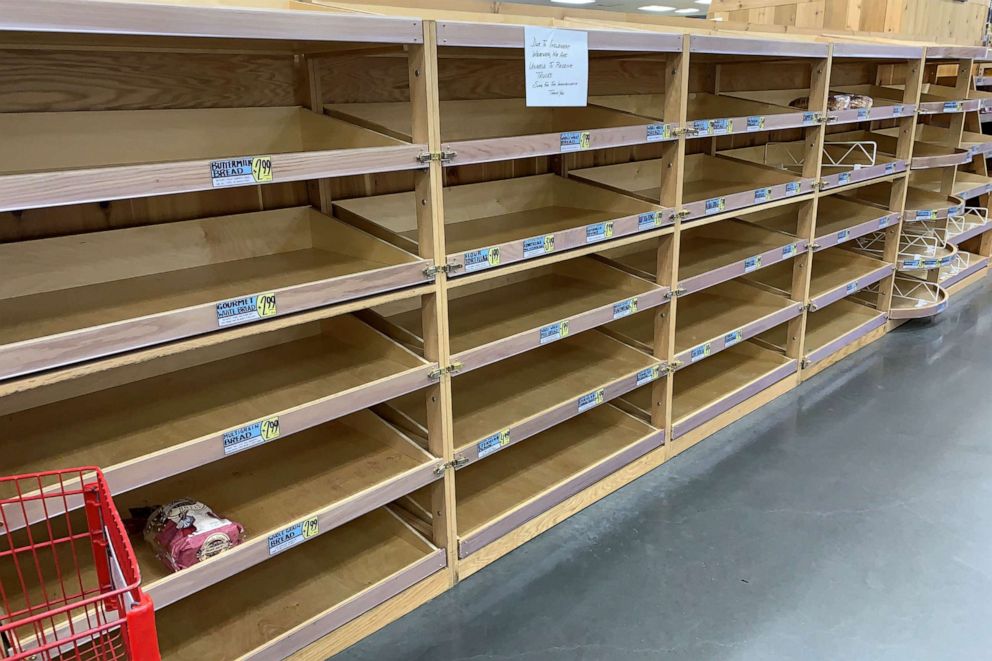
[155,507,443,661]
[327,99,669,165]
[119,409,439,608]
[803,299,888,363]
[0,107,422,211]
[333,173,669,273]
[911,170,992,200]
[0,315,432,498]
[745,197,897,250]
[453,404,662,557]
[0,207,429,381]
[385,331,659,464]
[375,258,666,372]
[571,154,812,217]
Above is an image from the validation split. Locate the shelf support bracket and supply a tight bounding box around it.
[417,149,457,165]
[428,361,464,381]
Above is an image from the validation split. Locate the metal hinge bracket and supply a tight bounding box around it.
[665,286,688,300]
[428,361,464,381]
[801,357,811,369]
[670,359,685,370]
[675,209,692,220]
[417,149,457,164]
[424,262,463,278]
[434,455,470,475]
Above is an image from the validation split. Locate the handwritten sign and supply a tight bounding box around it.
[524,27,588,107]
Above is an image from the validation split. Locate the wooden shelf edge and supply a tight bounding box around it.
[805,312,888,366]
[674,303,803,368]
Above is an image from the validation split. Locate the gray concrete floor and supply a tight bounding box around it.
[335,278,992,661]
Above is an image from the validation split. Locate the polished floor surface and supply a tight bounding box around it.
[335,278,992,661]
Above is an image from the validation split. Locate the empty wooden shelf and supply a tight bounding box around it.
[745,197,898,252]
[623,341,797,438]
[382,331,661,467]
[720,136,906,190]
[835,83,978,115]
[912,170,992,200]
[842,181,961,222]
[366,258,667,373]
[0,107,421,211]
[0,207,430,381]
[940,251,991,289]
[747,247,893,310]
[326,99,668,165]
[333,174,670,276]
[723,85,917,125]
[448,404,663,558]
[601,219,804,295]
[571,154,812,220]
[759,298,886,366]
[904,124,992,157]
[606,279,801,367]
[946,211,992,245]
[885,276,949,319]
[0,315,433,499]
[590,92,811,136]
[831,128,970,170]
[155,507,445,660]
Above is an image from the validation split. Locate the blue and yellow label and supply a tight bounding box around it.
[477,429,510,459]
[464,246,500,272]
[223,416,280,455]
[846,280,859,294]
[754,187,773,203]
[638,211,660,231]
[523,234,554,259]
[210,155,273,188]
[586,221,614,243]
[268,516,318,556]
[705,197,726,215]
[612,297,638,320]
[746,116,765,132]
[216,292,277,327]
[724,329,744,347]
[711,118,733,135]
[635,365,661,386]
[838,172,852,185]
[785,182,801,196]
[539,320,569,344]
[837,229,851,242]
[690,343,711,363]
[744,255,762,272]
[646,124,672,142]
[577,388,606,413]
[561,131,591,152]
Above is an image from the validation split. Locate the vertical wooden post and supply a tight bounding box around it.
[295,53,334,214]
[936,58,973,196]
[878,55,925,315]
[652,35,688,448]
[409,22,458,583]
[789,50,830,378]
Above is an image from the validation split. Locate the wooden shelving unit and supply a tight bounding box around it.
[1,3,990,657]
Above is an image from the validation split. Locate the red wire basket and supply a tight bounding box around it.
[0,468,160,660]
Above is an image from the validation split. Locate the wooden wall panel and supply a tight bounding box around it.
[0,49,296,113]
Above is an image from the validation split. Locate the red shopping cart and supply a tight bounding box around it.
[0,468,159,660]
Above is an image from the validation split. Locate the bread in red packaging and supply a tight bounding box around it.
[143,498,245,572]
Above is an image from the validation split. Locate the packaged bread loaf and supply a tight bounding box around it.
[143,498,245,572]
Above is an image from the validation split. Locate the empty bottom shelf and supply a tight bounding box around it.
[448,404,663,558]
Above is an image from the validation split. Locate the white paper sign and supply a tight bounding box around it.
[524,26,588,107]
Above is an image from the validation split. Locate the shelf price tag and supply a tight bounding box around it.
[690,342,711,363]
[638,211,661,231]
[943,101,963,112]
[267,517,319,556]
[892,104,904,116]
[646,123,672,142]
[705,197,726,215]
[523,234,555,259]
[464,246,500,272]
[223,416,280,455]
[560,131,591,152]
[857,108,871,120]
[724,328,744,347]
[216,292,277,328]
[585,221,614,243]
[577,388,605,413]
[477,429,511,459]
[879,216,891,228]
[884,162,897,174]
[744,255,762,273]
[746,116,765,132]
[210,155,273,188]
[837,229,851,243]
[693,119,712,136]
[838,172,852,186]
[539,320,569,344]
[754,187,773,203]
[916,210,937,221]
[802,112,817,125]
[612,297,637,320]
[782,244,797,258]
[785,182,801,196]
[711,118,733,135]
[846,280,859,294]
[635,365,661,386]
[948,205,963,217]
[903,257,922,269]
